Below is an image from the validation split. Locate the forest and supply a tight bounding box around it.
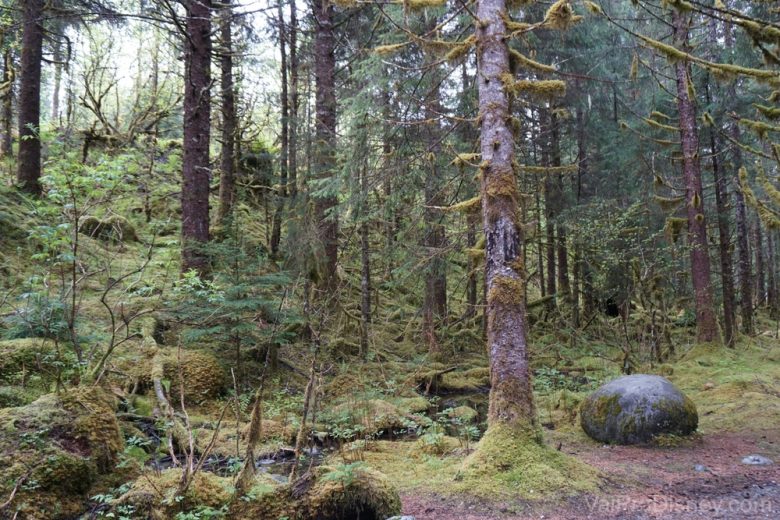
[0,0,779,518]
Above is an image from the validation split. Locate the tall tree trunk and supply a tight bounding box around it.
[422,30,447,356]
[217,0,237,224]
[0,49,13,159]
[543,117,557,305]
[271,0,289,256]
[476,0,536,429]
[288,0,299,199]
[17,0,44,195]
[730,123,754,335]
[672,10,720,344]
[312,0,338,289]
[768,231,778,319]
[181,0,212,275]
[550,110,570,300]
[705,81,736,347]
[754,216,766,308]
[359,142,371,358]
[51,39,63,126]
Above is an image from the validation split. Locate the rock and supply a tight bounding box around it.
[694,464,707,472]
[0,388,124,518]
[78,215,138,242]
[741,454,774,465]
[580,374,698,445]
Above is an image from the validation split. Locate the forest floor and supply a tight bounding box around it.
[400,429,780,519]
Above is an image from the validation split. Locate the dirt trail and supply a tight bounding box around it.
[400,431,780,519]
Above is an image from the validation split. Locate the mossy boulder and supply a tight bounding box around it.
[233,465,402,520]
[78,215,138,242]
[580,374,698,445]
[114,468,233,519]
[0,338,58,386]
[162,349,227,404]
[0,387,124,518]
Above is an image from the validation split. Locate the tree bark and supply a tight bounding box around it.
[754,216,766,308]
[422,27,448,356]
[288,0,299,199]
[51,39,63,126]
[0,49,13,159]
[271,0,289,256]
[17,0,44,195]
[768,230,778,319]
[476,0,536,428]
[672,10,720,344]
[312,0,338,289]
[181,0,212,275]
[217,0,237,224]
[705,81,736,347]
[550,110,570,301]
[730,123,754,335]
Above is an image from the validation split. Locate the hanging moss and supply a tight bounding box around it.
[503,14,534,35]
[754,103,780,119]
[664,217,688,243]
[517,164,578,175]
[505,78,567,99]
[510,49,557,74]
[653,195,685,211]
[374,42,410,56]
[445,35,476,62]
[451,153,480,167]
[643,117,678,132]
[630,53,639,81]
[702,112,714,126]
[544,0,583,31]
[444,196,482,214]
[584,1,603,15]
[769,90,780,103]
[739,118,780,139]
[404,0,447,10]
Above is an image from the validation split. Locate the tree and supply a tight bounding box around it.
[311,0,339,289]
[476,0,535,429]
[671,9,720,344]
[17,0,44,195]
[181,0,212,274]
[217,0,237,224]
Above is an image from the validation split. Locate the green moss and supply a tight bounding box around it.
[456,424,600,498]
[115,468,233,517]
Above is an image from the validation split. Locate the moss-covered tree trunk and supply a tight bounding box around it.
[217,0,237,224]
[289,0,299,199]
[422,22,448,355]
[672,9,720,344]
[705,80,736,347]
[476,0,536,428]
[0,48,13,159]
[730,122,754,335]
[312,0,338,289]
[754,216,766,308]
[270,0,288,256]
[17,0,44,195]
[181,0,212,274]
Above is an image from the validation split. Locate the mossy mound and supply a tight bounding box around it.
[193,419,296,458]
[0,338,58,387]
[0,385,41,408]
[0,387,124,518]
[456,424,599,499]
[78,215,138,242]
[162,349,227,404]
[233,465,402,520]
[447,405,479,423]
[114,468,233,519]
